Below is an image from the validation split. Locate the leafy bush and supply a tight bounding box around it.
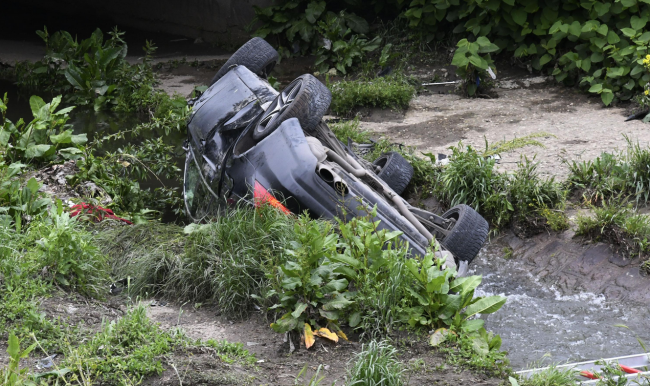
[265,214,358,340]
[13,27,161,112]
[315,12,382,74]
[347,340,405,386]
[29,205,110,297]
[1,94,85,164]
[400,0,650,105]
[451,37,499,96]
[328,74,416,115]
[0,171,51,231]
[72,137,182,219]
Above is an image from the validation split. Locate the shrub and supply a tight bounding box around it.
[13,27,160,112]
[328,74,416,116]
[29,207,110,297]
[0,94,85,165]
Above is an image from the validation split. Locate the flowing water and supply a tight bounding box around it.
[472,243,650,370]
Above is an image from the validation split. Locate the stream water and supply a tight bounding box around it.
[473,242,650,370]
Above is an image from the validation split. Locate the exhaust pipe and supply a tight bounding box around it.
[317,163,349,195]
[325,149,434,241]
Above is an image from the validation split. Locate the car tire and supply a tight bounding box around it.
[209,37,278,86]
[439,204,488,265]
[373,152,413,195]
[253,74,331,141]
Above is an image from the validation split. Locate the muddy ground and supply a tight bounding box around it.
[152,56,650,181]
[0,291,504,386]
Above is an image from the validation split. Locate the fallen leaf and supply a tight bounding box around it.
[429,328,448,347]
[314,327,338,343]
[336,330,348,341]
[304,323,315,349]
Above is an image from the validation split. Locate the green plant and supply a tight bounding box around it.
[0,173,51,232]
[441,330,510,377]
[437,142,565,232]
[347,340,405,386]
[401,245,506,331]
[294,365,326,386]
[268,214,353,337]
[29,204,109,297]
[451,37,498,96]
[328,74,416,116]
[64,305,183,384]
[0,333,37,386]
[14,27,160,112]
[576,202,650,259]
[400,0,650,106]
[71,136,182,219]
[515,363,577,386]
[329,210,410,338]
[103,205,296,318]
[315,11,382,74]
[201,339,257,365]
[252,1,374,58]
[502,247,514,259]
[439,144,510,227]
[0,94,85,164]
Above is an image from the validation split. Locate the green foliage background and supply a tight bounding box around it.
[255,0,650,104]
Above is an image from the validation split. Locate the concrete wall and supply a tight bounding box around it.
[31,0,274,46]
[97,0,273,45]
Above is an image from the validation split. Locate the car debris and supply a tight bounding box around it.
[183,37,489,267]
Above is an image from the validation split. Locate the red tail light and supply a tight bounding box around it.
[253,181,291,215]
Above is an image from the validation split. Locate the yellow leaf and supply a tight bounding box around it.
[120,161,130,167]
[314,327,338,343]
[304,323,315,349]
[429,328,448,347]
[336,330,348,341]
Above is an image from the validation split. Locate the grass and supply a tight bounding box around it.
[330,119,567,234]
[347,340,405,386]
[100,205,297,319]
[328,74,416,116]
[576,201,650,258]
[441,333,511,378]
[515,363,578,386]
[566,137,650,205]
[62,305,184,384]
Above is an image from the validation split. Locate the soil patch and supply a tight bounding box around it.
[356,76,647,180]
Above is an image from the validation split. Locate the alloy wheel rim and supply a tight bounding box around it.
[256,79,302,135]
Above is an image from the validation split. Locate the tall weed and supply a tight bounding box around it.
[103,205,296,318]
[347,340,405,386]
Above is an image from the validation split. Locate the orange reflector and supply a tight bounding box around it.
[580,371,599,380]
[620,365,642,374]
[253,181,291,215]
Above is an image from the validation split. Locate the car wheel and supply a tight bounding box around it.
[253,74,331,141]
[439,204,489,265]
[373,151,413,195]
[209,37,278,86]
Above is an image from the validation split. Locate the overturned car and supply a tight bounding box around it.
[183,38,488,266]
